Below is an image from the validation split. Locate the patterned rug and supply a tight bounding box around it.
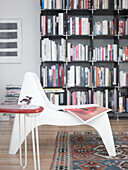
[51,131,128,170]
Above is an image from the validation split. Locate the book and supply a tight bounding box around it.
[119,96,123,112]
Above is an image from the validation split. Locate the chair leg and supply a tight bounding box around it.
[19,115,27,169]
[87,113,116,157]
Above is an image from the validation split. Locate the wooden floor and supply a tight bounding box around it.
[0,118,128,170]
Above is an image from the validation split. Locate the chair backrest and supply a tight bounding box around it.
[18,72,58,110]
[33,72,58,110]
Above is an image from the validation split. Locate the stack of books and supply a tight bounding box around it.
[0,85,21,121]
[4,85,21,105]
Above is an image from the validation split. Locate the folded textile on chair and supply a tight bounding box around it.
[59,106,111,121]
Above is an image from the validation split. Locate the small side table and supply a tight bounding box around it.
[0,104,44,170]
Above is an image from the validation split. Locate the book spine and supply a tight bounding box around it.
[119,94,123,112]
[126,98,128,112]
[42,0,44,9]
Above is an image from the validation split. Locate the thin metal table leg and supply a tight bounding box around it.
[19,114,27,169]
[35,116,41,170]
[32,117,37,170]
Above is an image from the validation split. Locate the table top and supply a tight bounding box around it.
[0,105,44,114]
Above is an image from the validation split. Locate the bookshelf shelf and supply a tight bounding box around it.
[67,87,92,90]
[94,35,116,39]
[68,9,91,15]
[115,112,128,114]
[119,10,128,15]
[119,86,128,89]
[67,35,91,39]
[42,61,66,64]
[119,35,128,39]
[94,61,118,63]
[40,0,128,116]
[41,35,66,39]
[94,9,116,15]
[43,86,66,89]
[41,9,66,11]
[41,9,66,15]
[67,61,91,64]
[93,86,116,89]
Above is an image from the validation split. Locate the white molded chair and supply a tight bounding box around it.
[9,72,116,157]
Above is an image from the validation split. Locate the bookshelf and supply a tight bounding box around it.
[40,0,128,118]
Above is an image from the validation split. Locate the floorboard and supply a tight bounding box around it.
[0,118,127,170]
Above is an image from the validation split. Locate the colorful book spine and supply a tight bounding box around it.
[126,98,128,112]
[42,0,44,9]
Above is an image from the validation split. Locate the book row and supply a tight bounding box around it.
[41,0,128,10]
[67,0,91,9]
[41,14,66,35]
[46,92,64,105]
[67,43,91,61]
[67,66,91,87]
[119,70,128,87]
[93,44,117,61]
[42,64,128,89]
[93,0,109,9]
[41,0,109,10]
[41,16,128,36]
[41,64,66,87]
[41,39,128,62]
[44,89,128,113]
[41,38,66,61]
[67,16,90,35]
[119,91,128,112]
[93,89,117,112]
[93,19,117,36]
[67,90,92,105]
[41,0,66,9]
[67,89,117,112]
[92,66,117,87]
[115,0,128,9]
[119,46,128,61]
[119,19,128,36]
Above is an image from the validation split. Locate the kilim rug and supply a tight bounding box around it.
[51,131,128,170]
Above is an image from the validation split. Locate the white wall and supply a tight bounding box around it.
[0,0,40,103]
